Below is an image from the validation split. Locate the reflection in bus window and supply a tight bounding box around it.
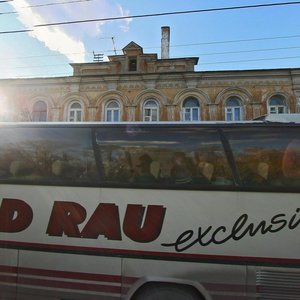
[282,139,300,185]
[170,152,194,185]
[134,153,157,184]
[0,127,98,185]
[223,127,300,188]
[96,125,233,188]
[106,148,134,182]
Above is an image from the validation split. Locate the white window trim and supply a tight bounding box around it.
[105,100,121,122]
[182,98,200,121]
[143,100,159,122]
[182,107,200,121]
[68,102,83,122]
[268,95,288,115]
[32,101,48,122]
[268,105,288,114]
[225,106,243,121]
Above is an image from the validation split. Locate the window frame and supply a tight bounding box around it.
[143,99,159,122]
[268,95,288,114]
[182,98,200,121]
[128,57,137,72]
[68,101,83,122]
[225,97,243,121]
[32,100,47,122]
[105,100,121,122]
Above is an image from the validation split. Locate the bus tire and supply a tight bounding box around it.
[132,282,204,300]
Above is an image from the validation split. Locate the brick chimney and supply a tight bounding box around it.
[161,26,170,59]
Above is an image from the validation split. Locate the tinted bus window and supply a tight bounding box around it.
[0,127,98,185]
[223,126,300,188]
[96,125,233,188]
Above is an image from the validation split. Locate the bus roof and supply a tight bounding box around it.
[254,113,300,123]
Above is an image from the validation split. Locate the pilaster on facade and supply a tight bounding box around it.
[207,103,218,121]
[166,104,176,121]
[249,102,264,119]
[126,105,137,122]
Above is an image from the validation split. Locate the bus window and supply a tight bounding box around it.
[95,125,233,188]
[0,127,98,185]
[223,126,300,188]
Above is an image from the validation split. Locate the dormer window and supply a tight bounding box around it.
[128,57,137,71]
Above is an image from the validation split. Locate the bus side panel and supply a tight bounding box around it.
[17,251,122,300]
[1,183,300,299]
[0,248,18,300]
[99,188,300,300]
[0,185,123,300]
[122,258,247,299]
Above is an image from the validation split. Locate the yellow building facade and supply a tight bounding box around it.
[0,40,300,122]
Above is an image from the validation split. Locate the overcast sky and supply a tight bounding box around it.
[0,0,300,78]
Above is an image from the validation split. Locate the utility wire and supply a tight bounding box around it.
[1,41,300,61]
[0,29,33,34]
[2,53,300,72]
[0,0,13,3]
[21,0,92,8]
[188,45,300,57]
[199,55,300,65]
[1,1,300,34]
[0,44,300,61]
[34,1,300,28]
[0,0,93,15]
[169,34,300,47]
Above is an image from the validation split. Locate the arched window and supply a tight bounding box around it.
[143,99,159,122]
[182,97,200,121]
[68,102,83,122]
[268,95,287,114]
[105,100,120,122]
[32,101,47,122]
[225,96,243,121]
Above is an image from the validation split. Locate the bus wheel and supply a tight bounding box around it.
[132,283,203,300]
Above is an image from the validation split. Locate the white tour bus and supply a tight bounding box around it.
[0,122,299,300]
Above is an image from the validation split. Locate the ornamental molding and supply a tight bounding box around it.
[60,92,91,107]
[80,84,106,92]
[215,87,253,105]
[173,88,210,105]
[197,78,291,87]
[26,94,56,109]
[17,85,71,94]
[133,88,168,106]
[118,83,145,90]
[95,90,130,106]
[156,81,186,89]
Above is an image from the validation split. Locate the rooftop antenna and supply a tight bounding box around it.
[112,37,117,55]
[93,51,104,62]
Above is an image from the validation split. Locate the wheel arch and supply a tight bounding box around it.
[124,276,212,300]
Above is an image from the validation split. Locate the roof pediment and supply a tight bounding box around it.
[122,42,143,56]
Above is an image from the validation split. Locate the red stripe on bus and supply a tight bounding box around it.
[1,239,299,266]
[0,265,137,285]
[0,266,253,296]
[0,268,122,294]
[0,274,17,284]
[17,277,122,293]
[211,296,249,300]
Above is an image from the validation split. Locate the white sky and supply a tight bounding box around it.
[0,0,300,78]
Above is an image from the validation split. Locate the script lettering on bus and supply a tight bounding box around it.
[161,208,300,252]
[0,198,166,243]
